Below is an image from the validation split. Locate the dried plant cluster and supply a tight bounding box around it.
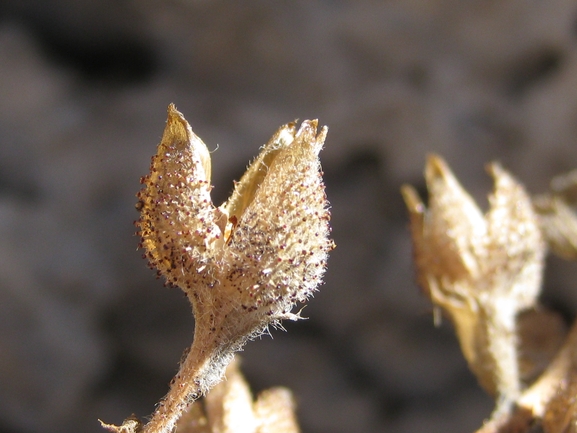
[403,155,577,433]
[102,105,334,433]
[102,104,577,433]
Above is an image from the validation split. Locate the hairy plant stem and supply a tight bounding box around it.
[143,346,209,433]
[143,323,234,433]
[483,301,520,417]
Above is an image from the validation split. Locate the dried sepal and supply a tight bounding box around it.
[484,163,544,308]
[137,104,215,279]
[253,388,299,433]
[224,122,297,221]
[534,169,577,260]
[534,196,577,260]
[174,359,300,433]
[174,401,210,433]
[220,118,333,325]
[402,154,546,414]
[107,105,333,433]
[203,358,257,433]
[550,169,577,203]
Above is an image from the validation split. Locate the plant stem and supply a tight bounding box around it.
[143,346,210,433]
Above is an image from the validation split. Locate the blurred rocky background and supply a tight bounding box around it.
[1,1,577,432]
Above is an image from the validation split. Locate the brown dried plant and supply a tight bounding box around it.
[99,104,577,433]
[101,105,334,433]
[403,155,577,433]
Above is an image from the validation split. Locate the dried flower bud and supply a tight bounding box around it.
[402,155,546,415]
[107,104,333,433]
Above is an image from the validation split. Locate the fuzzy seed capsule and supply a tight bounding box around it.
[128,106,335,433]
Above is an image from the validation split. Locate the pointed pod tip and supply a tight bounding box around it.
[160,104,212,183]
[486,160,501,173]
[164,105,189,141]
[485,161,508,182]
[401,184,425,214]
[486,162,520,196]
[425,154,450,181]
[302,119,319,129]
[315,125,328,154]
[166,103,187,125]
[167,103,187,124]
[295,120,327,155]
[424,155,468,198]
[294,120,316,141]
[276,122,297,147]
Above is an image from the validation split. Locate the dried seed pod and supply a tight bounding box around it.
[137,105,333,344]
[402,155,546,415]
[105,104,333,433]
